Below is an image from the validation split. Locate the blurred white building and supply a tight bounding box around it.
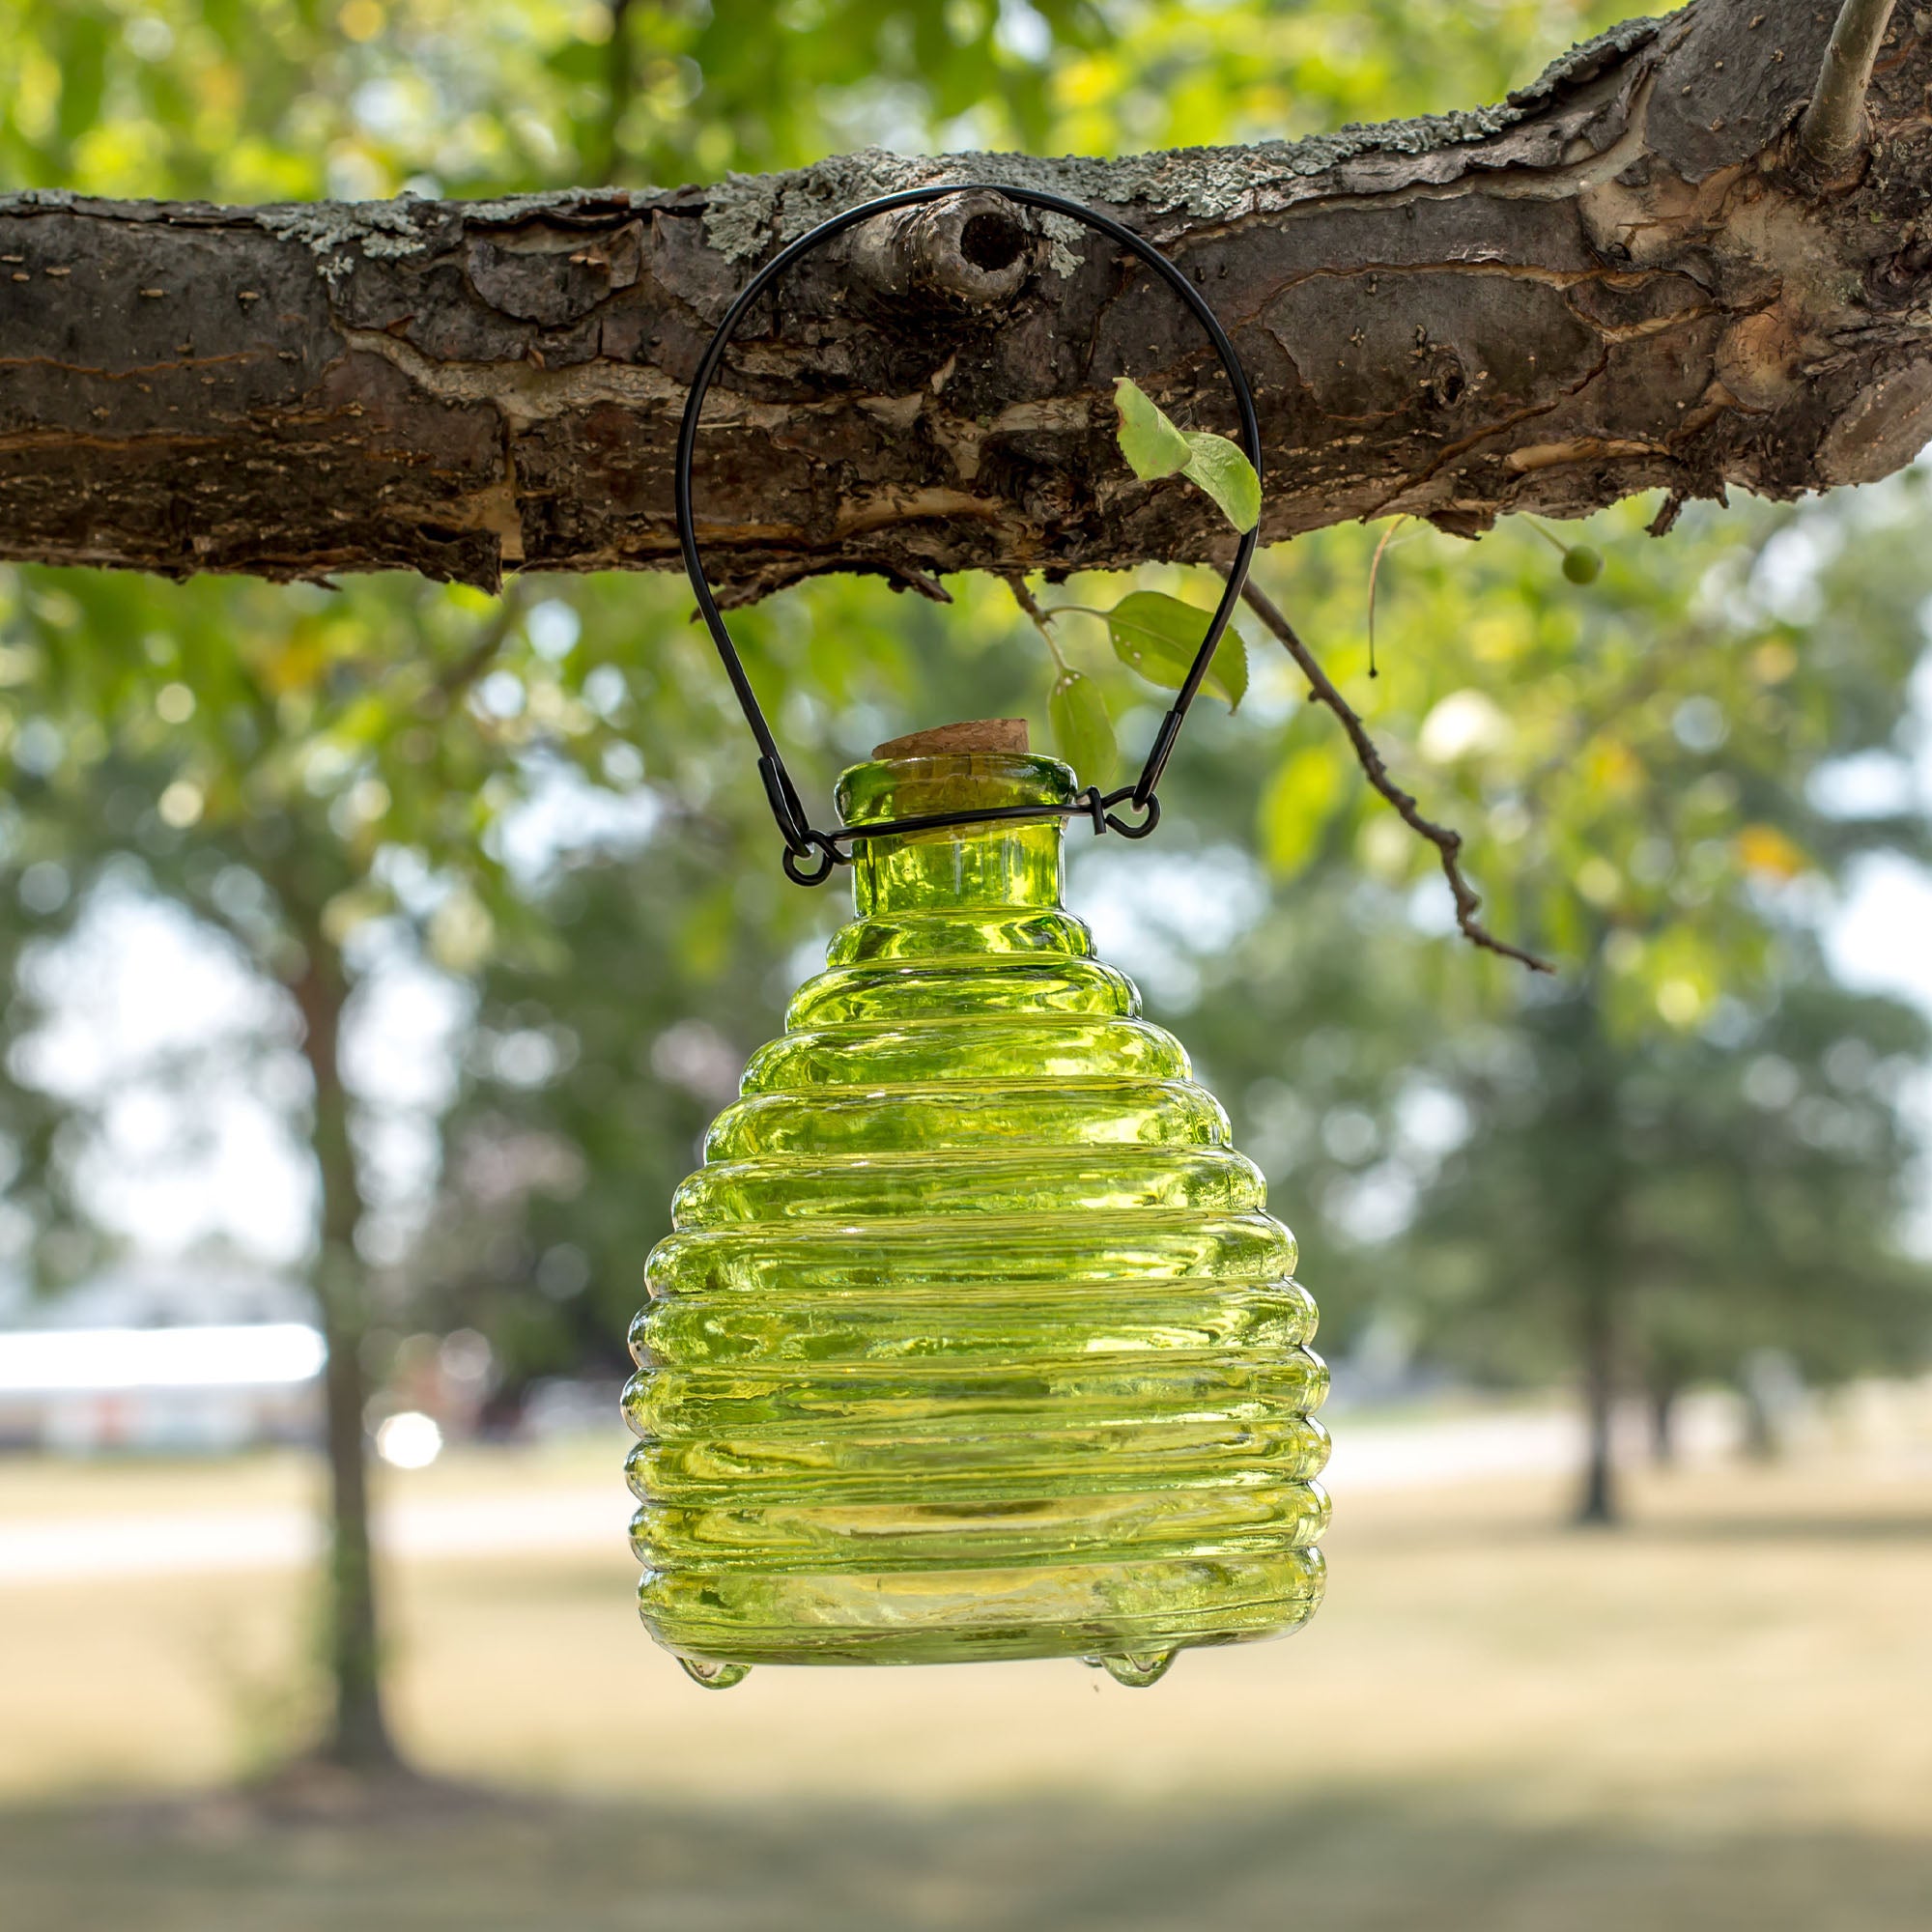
[0,1259,321,1453]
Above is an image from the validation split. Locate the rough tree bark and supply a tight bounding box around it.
[2,0,1928,599]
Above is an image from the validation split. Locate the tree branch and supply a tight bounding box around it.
[423,578,529,710]
[1236,577,1554,975]
[1,0,1929,592]
[1797,0,1899,179]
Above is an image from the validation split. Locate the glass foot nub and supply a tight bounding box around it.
[679,1659,752,1690]
[1086,1650,1177,1688]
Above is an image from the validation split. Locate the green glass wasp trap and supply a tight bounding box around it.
[623,185,1329,1688]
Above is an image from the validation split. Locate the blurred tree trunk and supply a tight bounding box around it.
[1573,997,1625,1528]
[1576,1286,1620,1526]
[1647,1375,1680,1468]
[290,933,399,1773]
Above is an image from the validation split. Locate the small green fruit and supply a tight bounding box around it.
[1563,545,1604,584]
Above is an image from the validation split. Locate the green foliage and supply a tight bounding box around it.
[0,0,1927,1449]
[1094,591,1247,711]
[0,0,1108,200]
[1402,948,1932,1400]
[1257,740,1344,875]
[1049,0,1639,158]
[1112,376,1193,478]
[1111,379,1261,533]
[1048,668,1118,785]
[1177,434,1262,536]
[1242,480,1932,1037]
[407,836,788,1387]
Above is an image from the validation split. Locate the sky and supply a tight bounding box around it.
[1818,652,1932,1012]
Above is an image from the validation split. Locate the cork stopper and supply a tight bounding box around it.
[872,719,1029,759]
[838,720,1068,836]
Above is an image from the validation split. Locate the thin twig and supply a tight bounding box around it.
[1236,576,1554,975]
[1798,0,1898,179]
[601,0,637,185]
[1004,572,1052,633]
[1004,572,1067,670]
[1366,515,1410,678]
[1522,515,1571,557]
[425,581,530,711]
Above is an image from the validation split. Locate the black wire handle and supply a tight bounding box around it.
[674,182,1263,887]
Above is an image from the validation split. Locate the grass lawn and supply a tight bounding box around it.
[1,1438,1929,1930]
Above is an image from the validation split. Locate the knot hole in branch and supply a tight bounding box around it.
[848,189,1036,315]
[958,209,1027,272]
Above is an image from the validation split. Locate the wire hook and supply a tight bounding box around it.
[672,183,1263,885]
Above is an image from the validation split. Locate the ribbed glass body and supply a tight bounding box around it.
[624,750,1329,1688]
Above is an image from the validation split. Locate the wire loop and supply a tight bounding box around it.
[1102,793,1161,839]
[780,836,840,886]
[673,183,1262,888]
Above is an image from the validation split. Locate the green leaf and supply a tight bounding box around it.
[1100,590,1248,711]
[1179,432,1262,534]
[1049,670,1118,784]
[1258,744,1343,876]
[1114,382,1263,534]
[1112,378,1190,480]
[56,17,110,149]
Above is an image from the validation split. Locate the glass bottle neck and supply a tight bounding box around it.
[835,753,1074,917]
